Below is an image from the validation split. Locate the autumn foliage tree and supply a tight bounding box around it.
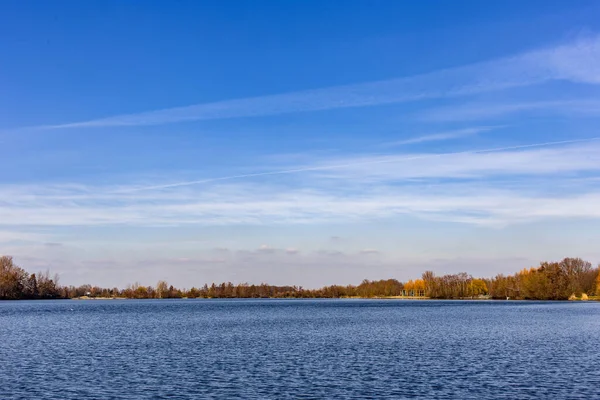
[1,254,599,301]
[0,256,59,299]
[0,256,27,299]
[421,271,484,299]
[489,258,598,300]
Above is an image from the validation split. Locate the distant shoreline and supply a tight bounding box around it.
[69,295,599,301]
[2,296,598,301]
[2,255,599,301]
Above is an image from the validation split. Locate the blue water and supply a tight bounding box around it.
[1,299,599,399]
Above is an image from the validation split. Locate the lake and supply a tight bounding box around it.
[1,299,599,399]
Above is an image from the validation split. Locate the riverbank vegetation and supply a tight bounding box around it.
[1,255,599,300]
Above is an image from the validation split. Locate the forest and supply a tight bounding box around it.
[1,255,599,300]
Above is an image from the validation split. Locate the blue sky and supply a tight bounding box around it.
[2,0,600,288]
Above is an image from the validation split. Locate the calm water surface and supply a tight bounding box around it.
[1,299,599,399]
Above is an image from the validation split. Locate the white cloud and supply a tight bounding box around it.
[118,136,599,192]
[360,249,380,255]
[2,141,600,228]
[312,140,600,182]
[34,35,600,129]
[257,244,276,253]
[0,230,48,244]
[381,126,497,147]
[421,99,600,121]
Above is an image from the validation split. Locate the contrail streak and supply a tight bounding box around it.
[119,137,600,192]
[32,35,600,129]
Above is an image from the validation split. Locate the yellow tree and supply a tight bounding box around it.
[467,279,488,298]
[413,279,426,297]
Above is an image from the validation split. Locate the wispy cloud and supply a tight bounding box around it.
[312,139,600,183]
[382,126,498,147]
[117,137,599,192]
[422,99,600,121]
[360,249,380,255]
[35,35,600,129]
[2,140,600,228]
[0,230,49,244]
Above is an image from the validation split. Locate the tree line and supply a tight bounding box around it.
[1,255,599,300]
[485,258,599,300]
